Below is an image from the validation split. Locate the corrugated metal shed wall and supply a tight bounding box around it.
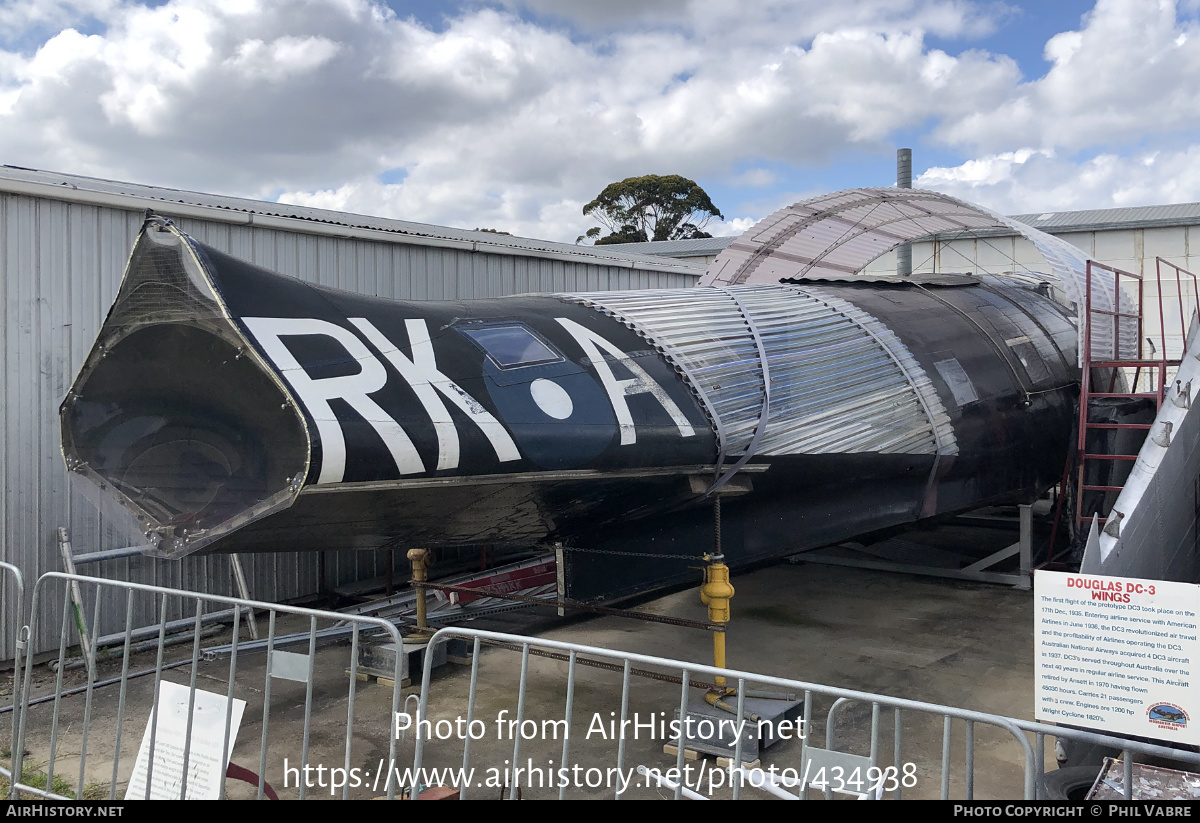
[0,190,700,658]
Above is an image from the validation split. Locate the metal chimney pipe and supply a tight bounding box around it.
[897,148,912,278]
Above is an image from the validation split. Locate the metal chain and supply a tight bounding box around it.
[558,546,702,561]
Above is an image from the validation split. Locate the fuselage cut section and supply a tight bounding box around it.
[62,220,1078,585]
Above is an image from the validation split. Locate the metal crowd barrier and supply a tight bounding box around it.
[4,576,1200,800]
[0,561,27,799]
[411,626,1200,800]
[8,572,407,800]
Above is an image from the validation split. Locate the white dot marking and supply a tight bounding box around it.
[530,378,573,420]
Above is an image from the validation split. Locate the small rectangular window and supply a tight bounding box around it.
[935,358,979,406]
[459,324,562,368]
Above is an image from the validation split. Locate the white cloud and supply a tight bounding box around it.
[228,35,342,81]
[1,0,1198,245]
[919,148,1050,189]
[937,0,1200,153]
[0,0,123,42]
[1043,29,1082,66]
[919,146,1200,214]
[499,0,1005,40]
[711,216,761,236]
[727,168,779,187]
[912,1,1200,216]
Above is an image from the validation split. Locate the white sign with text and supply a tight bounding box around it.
[125,680,246,800]
[1035,570,1200,745]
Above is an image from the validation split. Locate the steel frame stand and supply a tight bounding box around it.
[789,503,1034,590]
[56,527,260,667]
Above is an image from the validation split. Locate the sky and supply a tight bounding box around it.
[1,0,1199,243]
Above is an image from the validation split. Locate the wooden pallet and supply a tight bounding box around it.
[345,668,411,689]
[662,743,760,770]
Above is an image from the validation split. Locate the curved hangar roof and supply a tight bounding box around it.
[698,187,1124,365]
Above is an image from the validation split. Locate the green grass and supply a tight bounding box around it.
[0,748,114,800]
[0,764,78,799]
[81,782,110,801]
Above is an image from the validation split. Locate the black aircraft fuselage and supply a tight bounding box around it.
[62,219,1079,601]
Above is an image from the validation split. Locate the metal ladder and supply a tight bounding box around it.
[1074,258,1200,531]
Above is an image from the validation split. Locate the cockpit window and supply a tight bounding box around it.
[458,324,562,368]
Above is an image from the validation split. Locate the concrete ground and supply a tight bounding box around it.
[1,553,1048,801]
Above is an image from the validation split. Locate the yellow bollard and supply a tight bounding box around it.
[407,548,432,637]
[700,554,735,703]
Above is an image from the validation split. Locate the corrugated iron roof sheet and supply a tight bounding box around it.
[1011,202,1200,233]
[0,165,703,275]
[599,237,736,256]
